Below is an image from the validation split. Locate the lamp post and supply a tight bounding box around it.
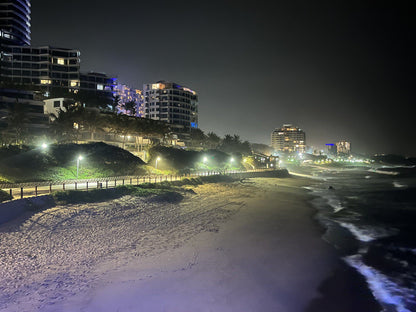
[77,155,83,179]
[155,156,161,169]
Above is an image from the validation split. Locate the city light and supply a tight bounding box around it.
[76,155,83,179]
[155,156,161,169]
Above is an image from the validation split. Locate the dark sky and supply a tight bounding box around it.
[31,1,415,156]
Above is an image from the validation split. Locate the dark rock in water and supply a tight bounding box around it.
[328,186,334,190]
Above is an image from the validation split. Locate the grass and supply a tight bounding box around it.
[0,142,146,183]
[51,174,238,205]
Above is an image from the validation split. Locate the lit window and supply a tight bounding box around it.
[41,79,52,85]
[57,58,65,65]
[97,84,104,90]
[70,80,79,87]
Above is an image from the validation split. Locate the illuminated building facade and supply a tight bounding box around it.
[143,81,198,130]
[0,45,114,99]
[0,1,114,102]
[0,45,80,90]
[114,83,144,117]
[271,124,306,153]
[336,140,351,155]
[79,72,115,98]
[0,0,31,46]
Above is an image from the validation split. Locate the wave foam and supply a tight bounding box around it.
[345,254,414,312]
[393,181,407,188]
[338,222,398,242]
[369,169,399,176]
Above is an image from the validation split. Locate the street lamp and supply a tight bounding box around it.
[77,155,83,179]
[203,156,208,163]
[41,143,47,149]
[155,156,161,169]
[230,157,235,163]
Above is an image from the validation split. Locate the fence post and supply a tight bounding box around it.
[130,178,132,185]
[35,186,38,197]
[86,182,89,191]
[97,181,99,189]
[114,180,117,187]
[122,179,125,186]
[106,180,108,188]
[9,189,12,198]
[75,182,77,190]
[63,183,65,191]
[49,184,52,193]
[20,187,23,199]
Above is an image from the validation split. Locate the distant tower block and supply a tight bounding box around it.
[336,140,351,155]
[271,124,306,153]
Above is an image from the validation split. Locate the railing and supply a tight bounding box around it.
[0,168,271,200]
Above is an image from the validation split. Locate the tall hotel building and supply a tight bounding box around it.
[0,0,31,46]
[271,124,306,153]
[143,81,198,130]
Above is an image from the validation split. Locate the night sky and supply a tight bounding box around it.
[31,1,415,156]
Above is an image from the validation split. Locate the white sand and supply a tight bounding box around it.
[0,178,338,312]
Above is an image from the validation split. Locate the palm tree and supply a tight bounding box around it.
[6,99,29,145]
[48,106,82,143]
[206,132,221,149]
[124,100,137,116]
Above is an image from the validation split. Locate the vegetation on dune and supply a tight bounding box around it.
[0,142,146,183]
[0,189,13,203]
[51,175,239,205]
[52,185,169,205]
[148,146,244,173]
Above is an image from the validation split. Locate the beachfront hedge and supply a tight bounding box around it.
[0,189,13,203]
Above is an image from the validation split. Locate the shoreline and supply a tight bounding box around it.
[0,175,380,311]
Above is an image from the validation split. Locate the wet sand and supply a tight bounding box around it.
[0,177,379,311]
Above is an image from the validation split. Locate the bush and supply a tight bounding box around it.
[0,189,13,203]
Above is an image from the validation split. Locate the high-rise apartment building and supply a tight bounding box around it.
[0,45,115,99]
[0,1,115,101]
[271,124,306,153]
[143,81,198,130]
[1,45,80,89]
[0,0,31,46]
[336,140,351,155]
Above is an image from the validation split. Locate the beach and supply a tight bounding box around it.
[0,176,380,311]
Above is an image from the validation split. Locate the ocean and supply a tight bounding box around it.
[304,165,416,312]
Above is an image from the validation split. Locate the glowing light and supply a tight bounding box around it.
[152,83,165,90]
[41,143,47,149]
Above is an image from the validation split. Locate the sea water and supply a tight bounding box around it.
[306,166,416,312]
